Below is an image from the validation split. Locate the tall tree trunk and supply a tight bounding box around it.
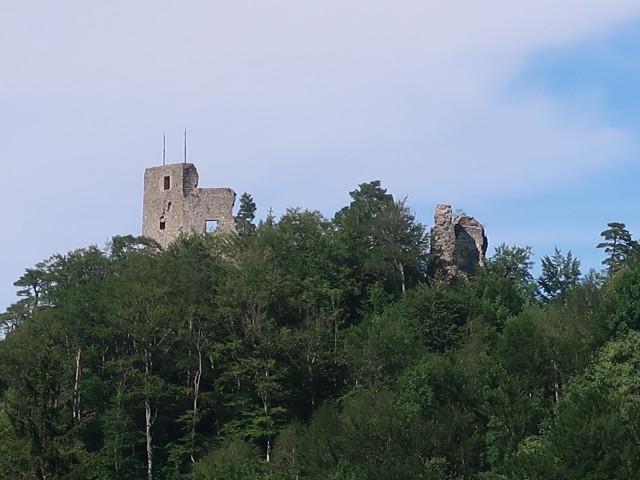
[266,438,271,463]
[144,352,155,480]
[396,260,406,294]
[190,337,203,463]
[73,347,82,421]
[145,397,154,480]
[551,359,561,404]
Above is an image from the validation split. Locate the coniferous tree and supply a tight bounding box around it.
[235,193,257,236]
[597,222,636,274]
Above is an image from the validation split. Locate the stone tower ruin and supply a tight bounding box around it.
[431,204,487,276]
[142,162,236,248]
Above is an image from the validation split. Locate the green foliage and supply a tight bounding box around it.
[235,192,257,237]
[0,317,91,478]
[333,181,427,304]
[537,247,581,302]
[191,440,271,480]
[0,399,34,478]
[597,221,636,274]
[297,355,487,480]
[505,332,640,479]
[347,284,469,388]
[487,243,535,301]
[463,268,527,333]
[0,188,636,479]
[605,266,640,333]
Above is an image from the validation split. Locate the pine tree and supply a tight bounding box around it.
[235,193,257,236]
[597,222,636,274]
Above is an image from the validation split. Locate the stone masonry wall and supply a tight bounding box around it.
[142,163,236,248]
[432,204,456,263]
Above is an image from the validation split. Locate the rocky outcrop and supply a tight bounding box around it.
[431,204,487,277]
[453,215,487,273]
[432,204,456,263]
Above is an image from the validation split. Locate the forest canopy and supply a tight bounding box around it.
[1,183,639,479]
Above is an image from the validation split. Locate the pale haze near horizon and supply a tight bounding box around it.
[2,1,640,310]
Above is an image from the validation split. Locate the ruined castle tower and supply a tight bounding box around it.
[431,204,487,276]
[142,163,236,248]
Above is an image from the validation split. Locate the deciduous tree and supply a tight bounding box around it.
[537,248,581,302]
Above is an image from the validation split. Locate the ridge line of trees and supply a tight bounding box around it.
[1,183,639,479]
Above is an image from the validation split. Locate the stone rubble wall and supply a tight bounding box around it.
[142,163,236,248]
[432,204,456,263]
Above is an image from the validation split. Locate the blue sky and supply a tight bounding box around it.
[2,2,640,310]
[515,21,640,129]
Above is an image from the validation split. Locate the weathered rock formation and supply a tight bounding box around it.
[432,204,456,263]
[431,204,487,277]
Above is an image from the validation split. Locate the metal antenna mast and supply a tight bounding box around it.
[162,133,166,166]
[184,129,187,164]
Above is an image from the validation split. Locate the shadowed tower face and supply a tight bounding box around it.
[142,163,236,248]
